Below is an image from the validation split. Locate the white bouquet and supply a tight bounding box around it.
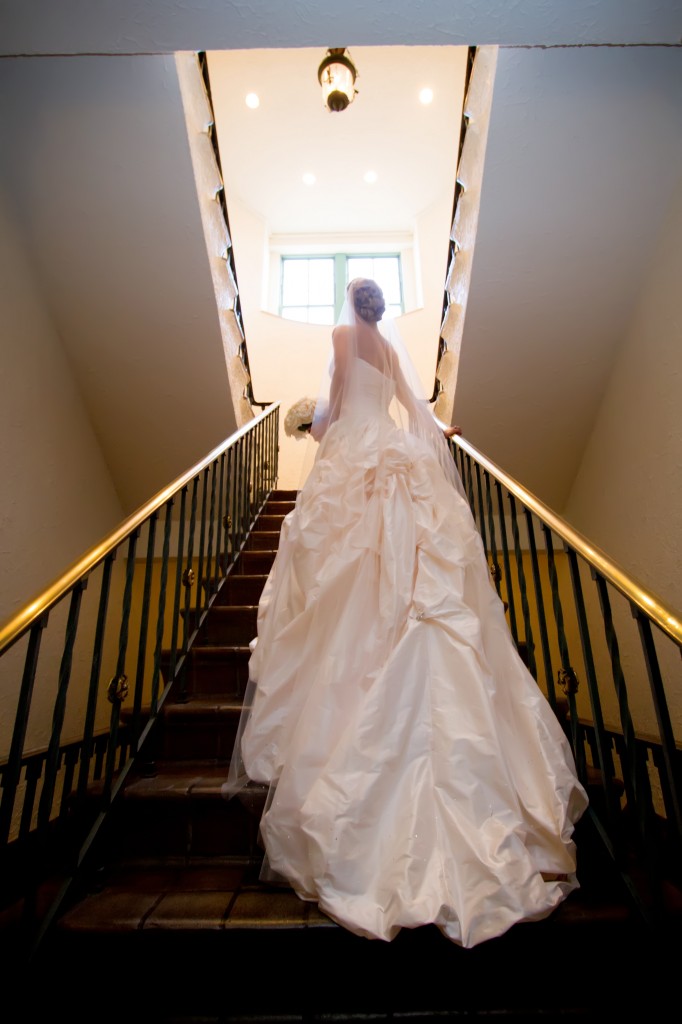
[284,397,316,439]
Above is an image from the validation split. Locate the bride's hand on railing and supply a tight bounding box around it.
[443,425,462,438]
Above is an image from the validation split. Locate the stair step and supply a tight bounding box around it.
[156,697,247,759]
[93,764,267,859]
[264,500,295,516]
[193,605,258,645]
[216,574,268,606]
[235,549,277,574]
[256,514,287,531]
[245,530,280,551]
[159,645,249,699]
[269,489,297,502]
[171,645,251,699]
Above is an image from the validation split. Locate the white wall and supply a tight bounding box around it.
[564,176,682,613]
[0,185,123,624]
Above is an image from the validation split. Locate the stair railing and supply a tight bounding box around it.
[0,402,279,942]
[450,433,682,927]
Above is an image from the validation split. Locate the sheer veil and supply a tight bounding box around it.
[310,278,465,498]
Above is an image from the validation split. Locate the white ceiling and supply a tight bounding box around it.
[207,46,466,236]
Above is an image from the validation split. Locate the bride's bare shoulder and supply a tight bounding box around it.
[332,325,351,357]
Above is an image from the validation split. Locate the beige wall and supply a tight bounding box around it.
[0,54,239,517]
[0,186,123,625]
[564,176,682,614]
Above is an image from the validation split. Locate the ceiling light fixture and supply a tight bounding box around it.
[419,87,434,105]
[318,48,358,112]
[302,172,316,186]
[245,92,260,109]
[364,170,378,184]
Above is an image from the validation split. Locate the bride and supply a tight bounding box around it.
[225,278,588,948]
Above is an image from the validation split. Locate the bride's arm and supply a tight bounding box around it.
[394,360,461,437]
[435,416,462,438]
[311,327,349,441]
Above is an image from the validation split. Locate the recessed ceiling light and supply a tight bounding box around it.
[419,87,434,105]
[364,170,378,184]
[245,93,260,109]
[302,172,316,185]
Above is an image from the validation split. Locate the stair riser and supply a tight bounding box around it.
[235,551,277,575]
[197,608,258,646]
[108,796,263,860]
[187,652,251,699]
[256,515,287,532]
[160,650,250,699]
[158,711,242,761]
[217,575,267,605]
[245,532,280,551]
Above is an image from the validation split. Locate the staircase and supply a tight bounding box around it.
[22,490,679,1022]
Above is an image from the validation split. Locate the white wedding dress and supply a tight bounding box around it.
[235,357,588,949]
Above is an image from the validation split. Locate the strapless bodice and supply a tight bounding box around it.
[344,358,396,417]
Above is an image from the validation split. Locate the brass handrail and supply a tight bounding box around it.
[0,402,280,656]
[453,434,682,648]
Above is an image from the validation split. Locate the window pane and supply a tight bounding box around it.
[308,259,335,305]
[307,306,335,325]
[347,256,402,312]
[282,260,309,306]
[347,257,373,282]
[372,258,401,306]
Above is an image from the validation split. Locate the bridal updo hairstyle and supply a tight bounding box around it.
[349,279,385,323]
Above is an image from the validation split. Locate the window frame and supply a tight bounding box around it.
[279,252,404,324]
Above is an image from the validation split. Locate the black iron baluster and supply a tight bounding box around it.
[214,451,226,588]
[179,477,200,700]
[594,573,656,851]
[230,440,241,566]
[131,514,158,755]
[103,531,138,805]
[246,427,254,530]
[222,445,233,573]
[464,452,476,519]
[59,748,80,818]
[566,548,619,831]
[543,526,585,779]
[151,501,173,715]
[38,581,87,834]
[508,494,537,680]
[239,435,249,547]
[635,611,682,847]
[474,463,489,559]
[196,467,210,618]
[205,458,218,605]
[168,487,187,687]
[524,509,556,708]
[269,409,276,492]
[0,616,48,845]
[78,553,115,798]
[495,480,518,645]
[19,760,43,841]
[483,469,501,597]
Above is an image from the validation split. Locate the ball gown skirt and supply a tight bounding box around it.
[234,361,588,949]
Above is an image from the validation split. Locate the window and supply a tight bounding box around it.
[280,254,403,324]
